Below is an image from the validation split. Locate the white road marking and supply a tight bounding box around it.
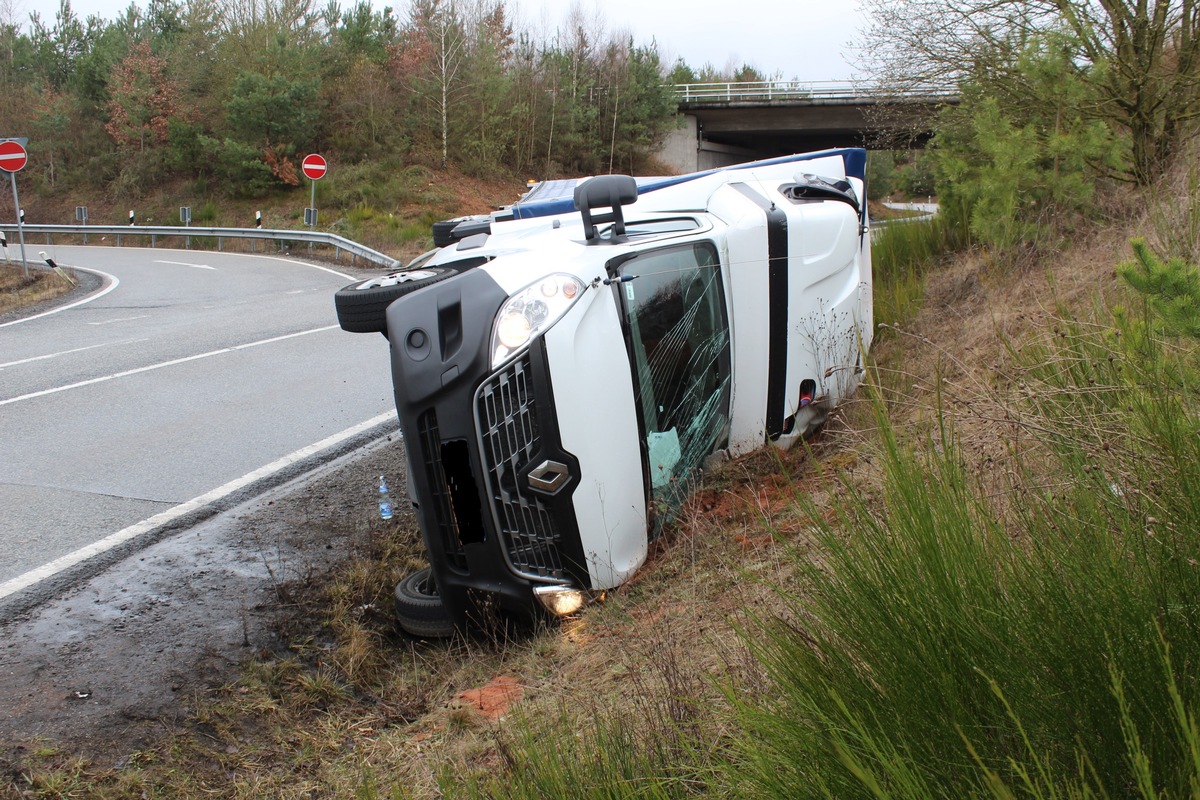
[0,325,340,406]
[0,340,130,369]
[0,268,120,328]
[87,315,150,326]
[155,259,214,270]
[0,411,398,601]
[120,244,358,281]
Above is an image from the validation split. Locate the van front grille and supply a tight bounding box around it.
[476,356,565,580]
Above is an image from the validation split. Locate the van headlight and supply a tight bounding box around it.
[491,274,585,366]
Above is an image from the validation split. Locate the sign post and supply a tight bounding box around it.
[301,154,326,233]
[0,138,29,276]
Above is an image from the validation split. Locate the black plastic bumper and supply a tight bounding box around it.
[384,268,589,630]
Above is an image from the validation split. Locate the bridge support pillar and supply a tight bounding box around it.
[658,114,768,173]
[658,115,700,173]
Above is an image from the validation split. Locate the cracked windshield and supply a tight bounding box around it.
[622,242,732,531]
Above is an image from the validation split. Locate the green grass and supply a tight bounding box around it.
[730,292,1200,797]
[872,203,972,329]
[442,243,1200,799]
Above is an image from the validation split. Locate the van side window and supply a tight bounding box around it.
[620,243,732,526]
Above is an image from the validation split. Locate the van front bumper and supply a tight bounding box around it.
[385,268,590,629]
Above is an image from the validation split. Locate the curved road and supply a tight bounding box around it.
[0,245,396,603]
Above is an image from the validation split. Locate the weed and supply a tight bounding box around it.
[872,200,972,330]
[730,276,1200,797]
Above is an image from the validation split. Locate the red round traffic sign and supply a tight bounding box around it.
[0,140,28,173]
[301,153,327,181]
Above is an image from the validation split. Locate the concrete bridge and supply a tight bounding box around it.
[658,80,959,173]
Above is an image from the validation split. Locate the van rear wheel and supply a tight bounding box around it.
[334,267,454,334]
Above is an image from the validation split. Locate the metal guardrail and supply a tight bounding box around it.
[673,80,959,103]
[0,223,401,269]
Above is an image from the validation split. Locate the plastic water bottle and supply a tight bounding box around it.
[378,475,394,520]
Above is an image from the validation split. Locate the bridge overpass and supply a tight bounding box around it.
[659,81,958,173]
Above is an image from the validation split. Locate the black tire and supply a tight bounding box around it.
[394,568,455,638]
[432,214,489,248]
[432,218,464,248]
[334,267,454,334]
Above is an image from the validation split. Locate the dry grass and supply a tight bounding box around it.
[0,263,74,316]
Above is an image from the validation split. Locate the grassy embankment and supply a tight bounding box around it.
[15,156,1200,798]
[0,262,75,316]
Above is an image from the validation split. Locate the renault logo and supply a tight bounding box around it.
[527,460,570,494]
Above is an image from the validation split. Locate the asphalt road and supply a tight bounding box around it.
[0,245,397,604]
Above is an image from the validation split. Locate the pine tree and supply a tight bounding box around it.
[1118,238,1200,339]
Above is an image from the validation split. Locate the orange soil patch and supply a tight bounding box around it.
[454,676,524,721]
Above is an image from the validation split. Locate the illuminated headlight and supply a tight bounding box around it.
[533,585,605,617]
[491,274,585,366]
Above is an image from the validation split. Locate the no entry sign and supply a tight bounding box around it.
[301,153,327,181]
[0,140,28,173]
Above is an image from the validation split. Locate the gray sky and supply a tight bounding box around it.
[15,0,869,82]
[513,0,869,81]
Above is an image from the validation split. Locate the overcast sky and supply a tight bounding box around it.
[13,0,870,82]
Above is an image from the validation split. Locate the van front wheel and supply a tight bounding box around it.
[394,568,454,638]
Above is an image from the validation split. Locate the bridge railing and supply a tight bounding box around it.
[0,223,402,269]
[673,80,958,103]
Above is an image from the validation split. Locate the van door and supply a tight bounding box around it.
[617,242,732,531]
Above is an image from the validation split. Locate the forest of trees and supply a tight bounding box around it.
[0,0,754,203]
[4,0,1198,255]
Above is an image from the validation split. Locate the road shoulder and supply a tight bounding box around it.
[0,431,412,765]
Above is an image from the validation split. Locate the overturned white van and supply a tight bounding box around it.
[335,149,873,635]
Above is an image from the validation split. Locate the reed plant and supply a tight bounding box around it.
[732,277,1200,797]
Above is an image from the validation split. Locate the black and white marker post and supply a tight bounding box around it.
[39,251,75,286]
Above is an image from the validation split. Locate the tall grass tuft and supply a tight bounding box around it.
[732,287,1200,797]
[872,201,972,329]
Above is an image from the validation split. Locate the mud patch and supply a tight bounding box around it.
[453,676,524,721]
[0,432,415,769]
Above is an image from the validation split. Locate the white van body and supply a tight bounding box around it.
[340,148,872,630]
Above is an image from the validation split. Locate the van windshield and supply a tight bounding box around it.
[619,242,732,531]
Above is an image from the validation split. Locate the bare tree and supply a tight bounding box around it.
[861,0,1200,182]
[408,0,469,168]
